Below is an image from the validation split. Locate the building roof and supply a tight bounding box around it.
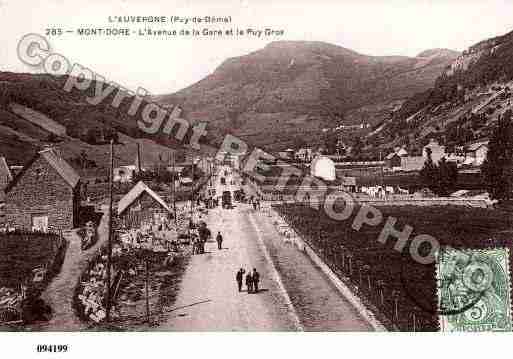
[340,177,356,186]
[467,141,489,152]
[39,149,80,188]
[118,181,171,216]
[396,148,408,157]
[0,156,13,183]
[118,165,137,170]
[167,166,185,173]
[400,156,425,172]
[4,148,80,193]
[385,152,397,160]
[424,139,444,149]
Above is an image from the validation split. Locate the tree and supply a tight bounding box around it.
[482,110,513,200]
[420,150,458,196]
[437,157,458,196]
[293,136,307,150]
[85,127,101,144]
[419,148,438,192]
[323,131,338,155]
[351,137,364,158]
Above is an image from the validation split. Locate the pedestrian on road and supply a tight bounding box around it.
[245,272,253,294]
[191,236,197,255]
[236,268,245,292]
[216,231,223,250]
[252,268,260,293]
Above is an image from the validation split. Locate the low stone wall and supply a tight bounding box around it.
[248,180,490,208]
[358,198,489,208]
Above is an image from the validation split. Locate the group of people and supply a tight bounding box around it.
[197,195,219,209]
[250,196,261,211]
[235,268,261,294]
[191,222,211,255]
[191,229,224,253]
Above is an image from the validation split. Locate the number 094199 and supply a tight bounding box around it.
[36,345,68,353]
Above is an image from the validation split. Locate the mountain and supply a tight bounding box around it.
[0,40,459,165]
[156,41,459,150]
[368,29,513,157]
[0,72,185,175]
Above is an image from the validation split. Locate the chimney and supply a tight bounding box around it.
[135,142,142,173]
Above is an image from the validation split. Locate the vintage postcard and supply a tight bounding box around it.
[1,1,513,351]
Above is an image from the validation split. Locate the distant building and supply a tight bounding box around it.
[311,155,336,181]
[117,181,172,228]
[465,141,489,166]
[114,165,137,183]
[385,147,408,169]
[423,139,446,163]
[385,153,402,169]
[278,151,293,160]
[339,176,357,193]
[9,166,23,177]
[3,148,81,232]
[400,156,426,172]
[0,156,13,194]
[180,177,193,186]
[296,148,313,162]
[166,166,185,175]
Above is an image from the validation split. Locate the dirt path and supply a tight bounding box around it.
[32,206,109,331]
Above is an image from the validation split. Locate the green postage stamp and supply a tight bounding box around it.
[437,247,512,332]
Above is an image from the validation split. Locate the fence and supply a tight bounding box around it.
[0,230,67,325]
[269,207,436,331]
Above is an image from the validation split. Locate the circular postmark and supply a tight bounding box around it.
[400,251,486,316]
[401,247,511,331]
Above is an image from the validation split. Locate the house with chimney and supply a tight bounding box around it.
[0,156,13,196]
[2,148,81,232]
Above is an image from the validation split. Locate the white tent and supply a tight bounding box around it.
[310,155,336,181]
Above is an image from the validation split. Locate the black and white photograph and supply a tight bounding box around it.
[1,1,513,356]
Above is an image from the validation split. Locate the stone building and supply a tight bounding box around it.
[3,149,81,232]
[117,181,172,229]
[0,156,13,195]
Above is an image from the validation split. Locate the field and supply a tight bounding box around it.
[274,203,513,331]
[253,165,486,192]
[0,233,64,289]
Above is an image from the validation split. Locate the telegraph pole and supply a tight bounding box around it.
[106,139,114,323]
[171,152,177,226]
[145,257,150,323]
[191,160,195,221]
[379,150,384,187]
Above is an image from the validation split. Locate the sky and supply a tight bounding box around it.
[1,0,512,94]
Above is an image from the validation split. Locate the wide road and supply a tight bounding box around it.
[160,166,373,331]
